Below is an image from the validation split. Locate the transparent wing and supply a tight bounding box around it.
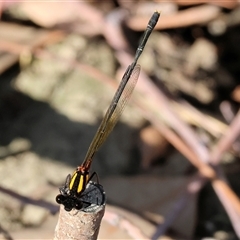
[82,64,141,169]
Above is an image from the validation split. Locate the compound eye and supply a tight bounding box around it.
[56,194,66,204]
[75,200,83,210]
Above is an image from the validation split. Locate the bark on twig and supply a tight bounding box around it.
[54,205,105,240]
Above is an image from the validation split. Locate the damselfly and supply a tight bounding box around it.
[56,11,160,211]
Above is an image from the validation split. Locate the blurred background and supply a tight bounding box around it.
[0,0,240,239]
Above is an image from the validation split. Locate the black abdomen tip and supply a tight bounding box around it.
[149,11,160,28]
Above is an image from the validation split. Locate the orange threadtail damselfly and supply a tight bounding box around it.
[56,11,160,211]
